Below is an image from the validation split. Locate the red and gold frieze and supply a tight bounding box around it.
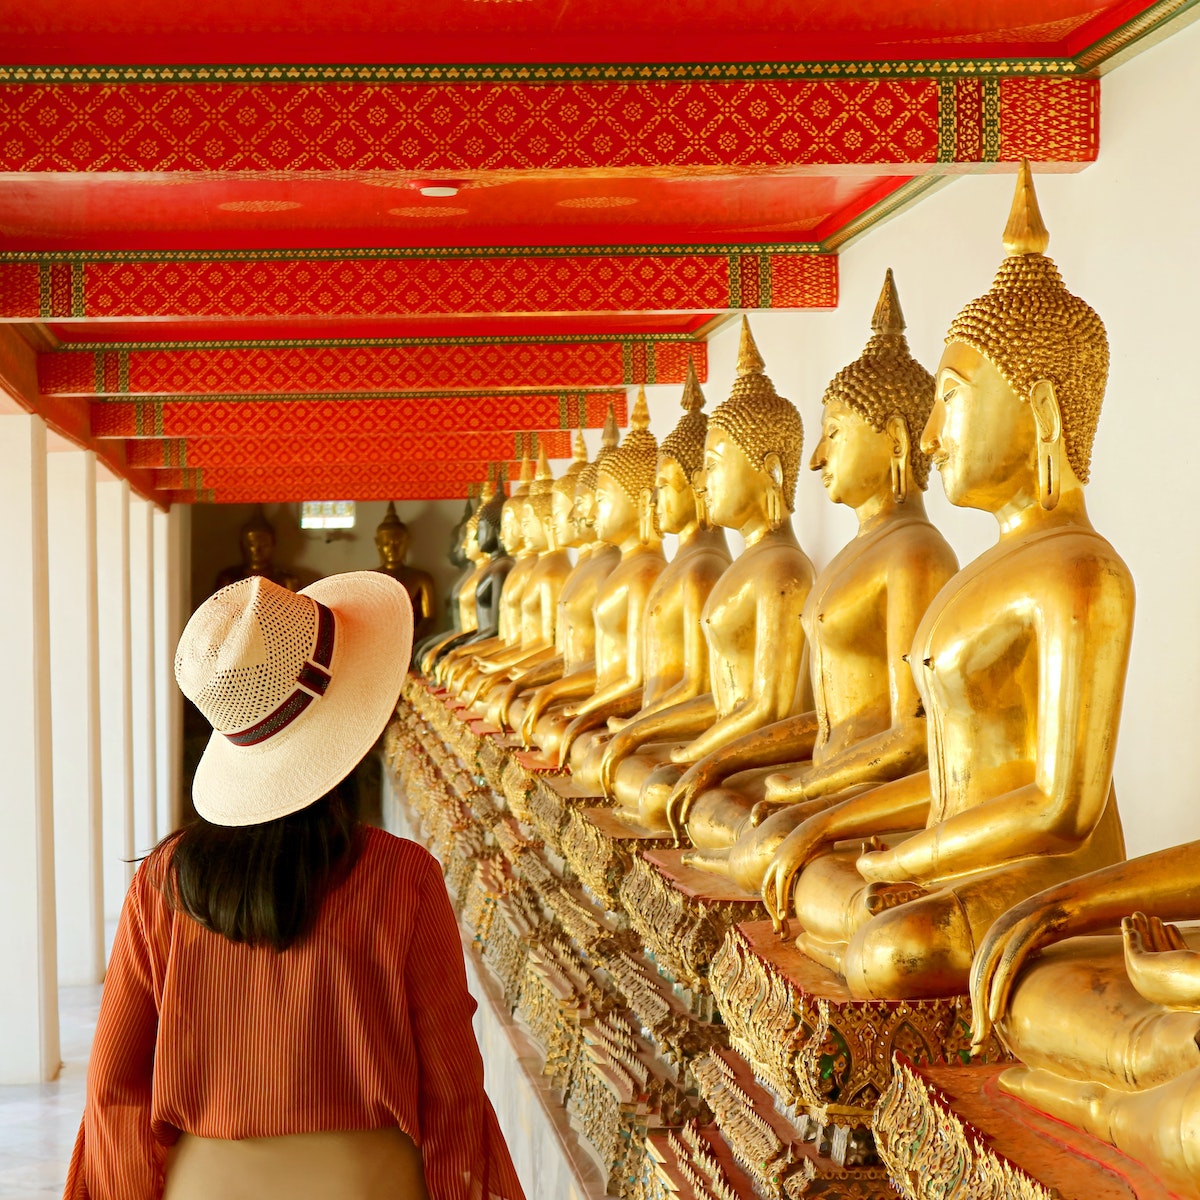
[126,429,573,468]
[40,338,705,395]
[90,392,628,439]
[2,250,834,321]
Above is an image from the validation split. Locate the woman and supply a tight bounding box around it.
[64,572,525,1200]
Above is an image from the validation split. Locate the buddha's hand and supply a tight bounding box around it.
[763,766,809,804]
[749,798,794,827]
[599,730,636,796]
[519,698,544,748]
[666,761,719,841]
[1122,911,1200,1010]
[761,820,831,937]
[968,895,1071,1052]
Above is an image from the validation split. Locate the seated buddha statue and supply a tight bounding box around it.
[373,501,436,641]
[413,497,478,668]
[761,161,1133,1001]
[970,848,1200,1199]
[441,456,536,693]
[597,320,816,831]
[661,271,958,892]
[518,389,667,762]
[567,359,731,784]
[465,448,575,717]
[214,507,299,593]
[499,415,622,734]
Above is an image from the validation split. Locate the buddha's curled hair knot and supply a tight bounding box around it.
[598,386,659,502]
[659,358,708,479]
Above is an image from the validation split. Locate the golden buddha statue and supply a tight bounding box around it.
[969,849,1200,1199]
[518,388,667,761]
[762,161,1133,1001]
[467,446,575,719]
[373,501,436,641]
[568,359,732,784]
[662,271,958,892]
[499,412,622,733]
[438,457,534,691]
[214,507,300,593]
[598,320,816,830]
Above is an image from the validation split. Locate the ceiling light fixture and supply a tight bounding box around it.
[412,179,464,198]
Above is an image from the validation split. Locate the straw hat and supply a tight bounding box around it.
[176,572,414,826]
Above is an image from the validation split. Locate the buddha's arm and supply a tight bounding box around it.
[558,692,646,767]
[503,646,559,678]
[762,772,932,928]
[665,713,820,830]
[511,655,565,688]
[566,589,649,719]
[519,666,598,744]
[635,570,715,718]
[858,565,1134,890]
[415,575,436,623]
[970,842,1200,1048]
[669,574,809,765]
[598,694,720,795]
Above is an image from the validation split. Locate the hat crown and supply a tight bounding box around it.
[176,577,324,735]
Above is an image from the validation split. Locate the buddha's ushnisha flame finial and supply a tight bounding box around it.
[379,500,402,529]
[680,357,704,413]
[601,402,620,450]
[572,427,588,463]
[480,478,497,502]
[630,385,651,432]
[871,267,906,336]
[736,316,766,377]
[518,454,534,483]
[535,443,553,481]
[1003,158,1050,258]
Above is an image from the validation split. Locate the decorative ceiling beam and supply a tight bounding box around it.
[0,76,1096,172]
[90,392,629,438]
[2,248,835,320]
[126,429,573,468]
[41,339,704,395]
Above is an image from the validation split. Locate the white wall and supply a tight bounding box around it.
[624,20,1200,859]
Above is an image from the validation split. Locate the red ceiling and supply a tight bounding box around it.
[2,0,1158,64]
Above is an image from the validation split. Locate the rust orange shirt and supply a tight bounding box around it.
[64,826,525,1200]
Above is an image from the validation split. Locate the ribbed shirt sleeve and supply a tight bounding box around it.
[405,858,524,1200]
[63,866,167,1200]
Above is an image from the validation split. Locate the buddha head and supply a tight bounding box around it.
[239,507,278,571]
[595,387,659,547]
[705,319,804,533]
[447,497,474,568]
[574,403,620,540]
[926,160,1108,513]
[551,429,589,550]
[521,445,555,552]
[812,269,936,509]
[462,508,484,563]
[500,455,534,554]
[375,502,412,571]
[476,479,506,557]
[656,358,709,535]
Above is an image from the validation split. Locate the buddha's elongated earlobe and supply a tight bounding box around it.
[764,452,786,532]
[638,487,655,545]
[691,467,710,529]
[1030,379,1062,511]
[887,414,910,504]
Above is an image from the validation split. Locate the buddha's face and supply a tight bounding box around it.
[521,502,549,552]
[655,455,695,536]
[703,425,762,531]
[574,483,597,536]
[463,529,483,563]
[552,490,578,549]
[925,341,1036,511]
[593,473,637,546]
[810,398,893,509]
[500,504,524,554]
[375,525,408,570]
[242,525,275,568]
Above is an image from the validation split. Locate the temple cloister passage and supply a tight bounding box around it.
[7,3,1200,1197]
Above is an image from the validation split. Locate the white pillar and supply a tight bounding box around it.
[0,413,59,1083]
[47,448,105,986]
[97,477,134,919]
[129,498,157,853]
[153,505,186,836]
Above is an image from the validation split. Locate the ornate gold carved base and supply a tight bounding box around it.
[642,1122,758,1200]
[874,1056,1165,1200]
[561,805,674,912]
[618,850,766,1010]
[710,922,1008,1126]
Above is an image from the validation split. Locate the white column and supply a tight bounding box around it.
[0,413,59,1083]
[97,477,134,919]
[129,496,157,853]
[47,448,105,986]
[153,506,187,836]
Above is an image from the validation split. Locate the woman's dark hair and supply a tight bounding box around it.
[159,775,361,953]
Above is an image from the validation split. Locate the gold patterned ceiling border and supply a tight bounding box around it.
[50,335,705,352]
[1076,0,1200,69]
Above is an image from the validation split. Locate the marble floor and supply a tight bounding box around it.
[0,986,101,1199]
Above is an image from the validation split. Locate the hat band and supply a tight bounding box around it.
[223,601,336,748]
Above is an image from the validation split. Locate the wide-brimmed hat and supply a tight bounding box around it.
[176,572,414,826]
